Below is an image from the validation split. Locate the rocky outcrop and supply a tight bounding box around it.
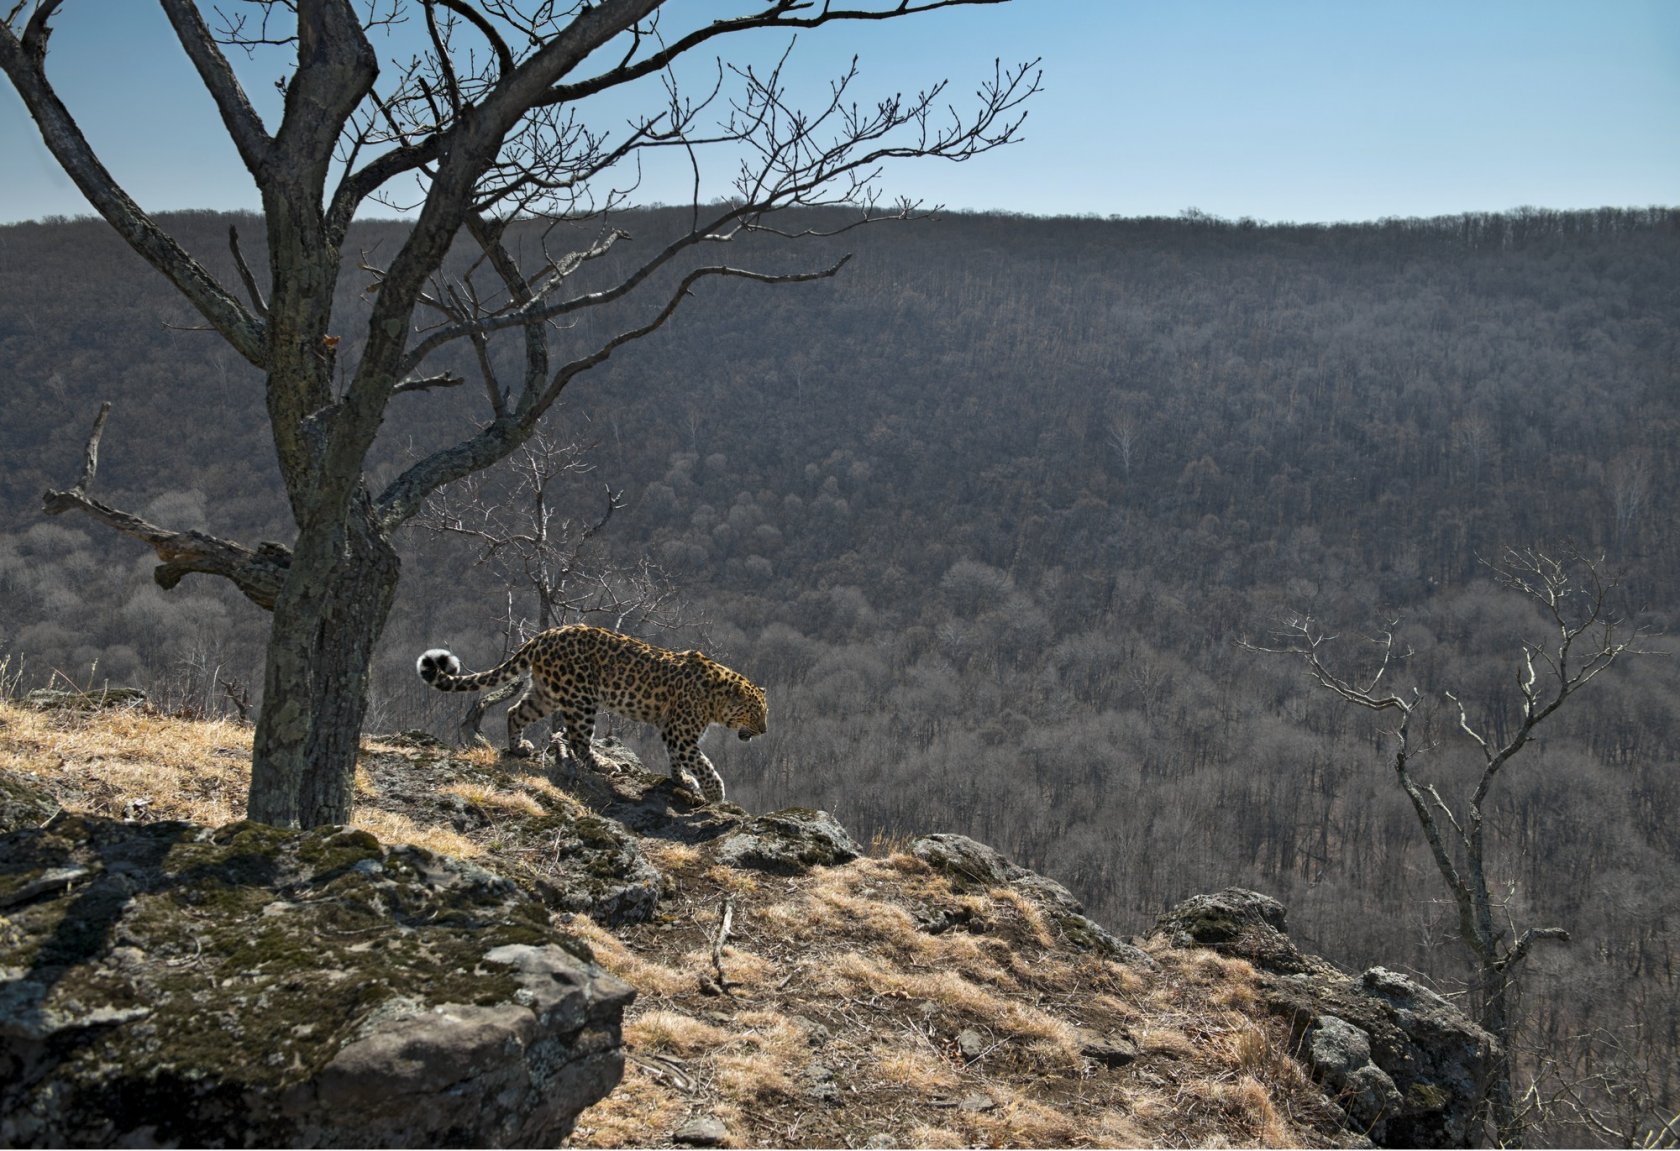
[0,814,633,1148]
[1156,888,1497,1148]
[717,807,862,875]
[910,833,1148,962]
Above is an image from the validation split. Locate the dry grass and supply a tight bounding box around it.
[641,840,702,870]
[987,884,1056,948]
[820,950,1081,1058]
[440,780,545,819]
[4,700,1344,1149]
[0,699,482,860]
[1178,1073,1298,1145]
[627,1010,734,1055]
[0,699,251,825]
[565,916,696,998]
[352,807,484,859]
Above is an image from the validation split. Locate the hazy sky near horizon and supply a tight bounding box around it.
[2,1,1675,226]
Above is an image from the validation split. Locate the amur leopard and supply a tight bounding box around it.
[416,624,767,802]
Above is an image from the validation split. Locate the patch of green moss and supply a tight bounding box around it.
[5,815,590,1098]
[1406,1082,1451,1111]
[570,815,627,852]
[1178,908,1242,944]
[295,827,383,875]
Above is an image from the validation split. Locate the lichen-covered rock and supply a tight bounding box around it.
[717,808,861,875]
[356,742,664,926]
[1153,887,1310,973]
[0,771,59,835]
[1308,1014,1404,1131]
[909,833,1142,960]
[0,815,633,1148]
[1155,888,1497,1148]
[528,810,664,926]
[22,686,149,711]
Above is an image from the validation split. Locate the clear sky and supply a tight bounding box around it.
[2,0,1676,225]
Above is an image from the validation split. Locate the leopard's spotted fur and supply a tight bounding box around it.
[416,624,766,802]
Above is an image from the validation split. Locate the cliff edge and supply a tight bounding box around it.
[0,697,1495,1147]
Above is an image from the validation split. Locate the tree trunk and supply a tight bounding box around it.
[247,497,399,828]
[1478,963,1520,1147]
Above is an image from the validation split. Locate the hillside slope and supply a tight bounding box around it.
[1,695,1495,1148]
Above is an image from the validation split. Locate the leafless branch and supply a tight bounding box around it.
[228,225,268,317]
[41,405,288,610]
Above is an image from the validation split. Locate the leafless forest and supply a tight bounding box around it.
[2,207,1675,1144]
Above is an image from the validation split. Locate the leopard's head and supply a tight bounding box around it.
[720,674,768,741]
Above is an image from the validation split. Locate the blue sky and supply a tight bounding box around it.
[2,0,1676,225]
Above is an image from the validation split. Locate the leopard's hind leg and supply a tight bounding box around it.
[555,700,606,772]
[503,679,555,757]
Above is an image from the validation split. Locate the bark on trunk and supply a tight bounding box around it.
[247,497,399,828]
[1479,967,1519,1147]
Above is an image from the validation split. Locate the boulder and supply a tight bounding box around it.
[0,814,632,1148]
[356,741,664,927]
[1154,887,1311,973]
[910,833,1144,960]
[716,807,861,875]
[529,810,665,926]
[0,771,59,836]
[1155,888,1497,1148]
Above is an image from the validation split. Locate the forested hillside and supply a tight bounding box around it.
[2,206,1676,1143]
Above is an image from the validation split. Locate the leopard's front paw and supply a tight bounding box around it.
[507,739,537,758]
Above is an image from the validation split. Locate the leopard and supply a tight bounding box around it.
[416,623,767,803]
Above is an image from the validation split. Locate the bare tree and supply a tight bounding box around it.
[2,0,1037,827]
[414,426,685,744]
[1242,548,1656,1147]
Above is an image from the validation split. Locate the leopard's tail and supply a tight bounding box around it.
[415,647,527,693]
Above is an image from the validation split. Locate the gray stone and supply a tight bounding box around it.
[802,1059,841,1103]
[356,742,664,926]
[673,1115,730,1146]
[1156,889,1497,1148]
[0,814,632,1147]
[910,833,1133,957]
[1153,887,1308,973]
[22,686,148,711]
[1080,1031,1141,1068]
[1310,1016,1403,1129]
[716,807,861,875]
[0,772,59,836]
[529,810,664,926]
[955,1026,987,1062]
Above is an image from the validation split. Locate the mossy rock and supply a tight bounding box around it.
[22,686,149,711]
[0,814,632,1147]
[0,771,58,836]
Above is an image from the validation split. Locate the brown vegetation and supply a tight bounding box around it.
[1,699,1353,1148]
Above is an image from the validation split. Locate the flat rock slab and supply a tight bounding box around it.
[0,815,633,1148]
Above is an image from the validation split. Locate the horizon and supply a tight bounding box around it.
[3,1,1677,228]
[4,200,1675,232]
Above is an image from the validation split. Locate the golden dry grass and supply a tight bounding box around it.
[0,699,251,825]
[4,699,1340,1149]
[352,807,484,859]
[565,916,696,998]
[0,699,482,859]
[627,1009,734,1055]
[440,780,545,819]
